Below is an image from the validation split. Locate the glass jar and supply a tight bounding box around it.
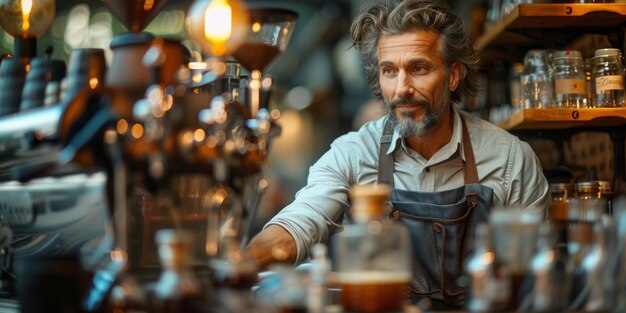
[527,223,572,312]
[465,223,511,312]
[576,181,612,204]
[333,184,412,313]
[490,209,542,310]
[509,63,524,112]
[549,182,575,247]
[592,48,625,107]
[152,229,205,313]
[522,50,554,109]
[567,181,610,265]
[552,50,588,108]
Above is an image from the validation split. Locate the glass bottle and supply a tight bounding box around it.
[465,223,510,312]
[209,239,259,313]
[307,244,329,313]
[552,50,588,108]
[592,48,625,107]
[549,182,575,248]
[151,229,205,313]
[525,223,573,312]
[567,197,605,266]
[87,250,147,313]
[611,185,626,311]
[332,184,412,313]
[272,265,308,313]
[521,50,554,109]
[570,222,613,312]
[490,209,542,311]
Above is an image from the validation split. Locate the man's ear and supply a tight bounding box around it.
[449,62,463,92]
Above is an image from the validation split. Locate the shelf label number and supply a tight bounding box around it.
[572,110,580,119]
[565,6,573,15]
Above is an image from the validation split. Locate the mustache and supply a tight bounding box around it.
[389,98,429,108]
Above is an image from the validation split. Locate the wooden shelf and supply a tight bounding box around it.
[498,108,626,131]
[476,4,626,62]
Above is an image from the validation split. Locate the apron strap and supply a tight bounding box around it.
[460,116,479,185]
[378,118,395,188]
[377,113,480,204]
[460,116,480,206]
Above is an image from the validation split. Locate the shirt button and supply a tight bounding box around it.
[424,167,430,173]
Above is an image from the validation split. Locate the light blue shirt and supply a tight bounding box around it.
[267,108,550,263]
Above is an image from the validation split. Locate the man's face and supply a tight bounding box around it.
[377,30,460,137]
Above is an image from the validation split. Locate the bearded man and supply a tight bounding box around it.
[246,0,549,309]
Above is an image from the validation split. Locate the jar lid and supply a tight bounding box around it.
[523,49,550,70]
[550,182,575,195]
[350,183,390,218]
[552,50,582,60]
[593,48,621,58]
[575,180,612,193]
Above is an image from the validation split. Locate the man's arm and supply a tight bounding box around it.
[508,139,551,214]
[246,224,297,269]
[244,128,371,268]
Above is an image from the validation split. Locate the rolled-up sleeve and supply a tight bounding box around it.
[265,137,357,264]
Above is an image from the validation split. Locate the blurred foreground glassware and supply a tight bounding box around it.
[549,182,575,249]
[307,244,330,313]
[611,193,626,311]
[490,209,542,310]
[333,184,412,313]
[152,229,205,313]
[465,223,510,312]
[567,197,605,265]
[523,223,573,312]
[522,50,554,109]
[209,239,259,313]
[570,222,614,311]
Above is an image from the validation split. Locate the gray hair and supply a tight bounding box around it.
[350,0,479,104]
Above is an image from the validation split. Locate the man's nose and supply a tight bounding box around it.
[396,72,414,98]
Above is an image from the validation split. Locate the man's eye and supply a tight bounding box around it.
[382,68,395,75]
[411,66,425,74]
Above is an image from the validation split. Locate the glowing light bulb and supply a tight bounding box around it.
[0,0,55,38]
[204,0,232,43]
[185,0,249,57]
[21,0,32,31]
[0,0,54,57]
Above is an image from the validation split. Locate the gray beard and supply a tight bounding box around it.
[385,91,449,137]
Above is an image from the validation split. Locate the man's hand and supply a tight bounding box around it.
[246,224,297,269]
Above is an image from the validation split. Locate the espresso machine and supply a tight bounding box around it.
[0,0,296,311]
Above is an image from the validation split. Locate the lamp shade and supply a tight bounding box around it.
[101,0,169,33]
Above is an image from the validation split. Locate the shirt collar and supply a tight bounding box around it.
[385,107,467,162]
